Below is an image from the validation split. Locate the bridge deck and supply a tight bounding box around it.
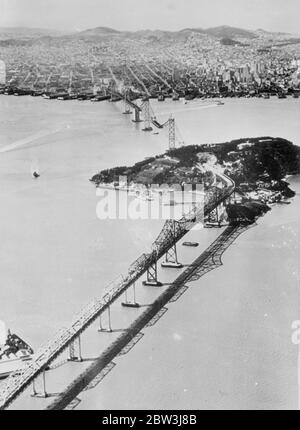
[0,174,234,409]
[46,224,249,410]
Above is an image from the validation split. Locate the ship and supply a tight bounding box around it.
[277,93,287,99]
[0,326,34,379]
[182,242,199,247]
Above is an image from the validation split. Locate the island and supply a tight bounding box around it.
[90,137,300,223]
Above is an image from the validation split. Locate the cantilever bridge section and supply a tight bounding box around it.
[0,173,235,410]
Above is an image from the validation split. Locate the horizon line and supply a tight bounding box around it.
[0,23,294,35]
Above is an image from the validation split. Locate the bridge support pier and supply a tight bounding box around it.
[123,99,132,115]
[42,371,48,398]
[31,371,48,398]
[99,314,103,331]
[143,259,162,287]
[161,243,183,269]
[107,306,112,332]
[122,283,140,308]
[98,306,113,333]
[132,108,142,123]
[32,379,37,397]
[68,336,83,362]
[142,99,153,131]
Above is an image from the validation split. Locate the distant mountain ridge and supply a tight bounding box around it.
[205,25,257,39]
[0,25,294,42]
[72,25,294,41]
[0,26,66,40]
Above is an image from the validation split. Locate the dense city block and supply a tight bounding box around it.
[0,25,300,100]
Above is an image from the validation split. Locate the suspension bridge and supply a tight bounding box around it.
[107,79,184,149]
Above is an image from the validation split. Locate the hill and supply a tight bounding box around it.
[0,26,66,40]
[0,24,294,45]
[75,26,120,37]
[205,25,257,39]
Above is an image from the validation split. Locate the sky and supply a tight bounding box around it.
[0,0,299,34]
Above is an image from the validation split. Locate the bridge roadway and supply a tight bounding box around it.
[0,173,235,410]
[47,223,249,410]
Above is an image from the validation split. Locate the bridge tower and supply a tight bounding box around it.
[0,60,6,86]
[168,115,176,150]
[142,99,153,132]
[123,88,132,115]
[161,220,183,269]
[68,70,73,96]
[143,250,162,287]
[132,107,142,123]
[109,79,117,101]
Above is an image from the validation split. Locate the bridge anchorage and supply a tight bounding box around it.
[107,84,142,123]
[205,205,221,227]
[205,190,230,228]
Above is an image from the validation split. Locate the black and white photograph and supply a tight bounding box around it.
[0,0,300,412]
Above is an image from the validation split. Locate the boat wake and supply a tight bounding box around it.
[158,103,220,116]
[0,127,62,154]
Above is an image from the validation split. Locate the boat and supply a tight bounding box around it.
[0,324,34,379]
[185,94,195,101]
[32,171,40,179]
[182,242,199,247]
[276,200,291,205]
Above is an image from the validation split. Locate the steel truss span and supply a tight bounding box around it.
[0,173,234,410]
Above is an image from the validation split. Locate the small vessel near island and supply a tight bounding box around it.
[276,200,291,205]
[32,171,40,179]
[182,242,199,247]
[0,321,34,379]
[277,93,287,99]
[31,161,40,179]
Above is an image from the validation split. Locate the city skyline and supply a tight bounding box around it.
[0,0,299,35]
